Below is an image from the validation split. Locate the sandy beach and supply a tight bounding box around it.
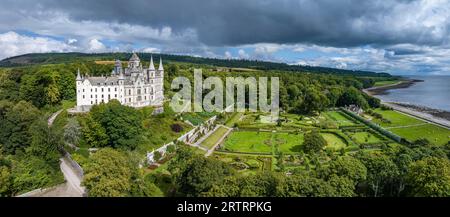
[364,80,450,129]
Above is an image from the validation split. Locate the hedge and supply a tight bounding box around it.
[340,108,402,142]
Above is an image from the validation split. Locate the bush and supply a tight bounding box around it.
[171,123,183,133]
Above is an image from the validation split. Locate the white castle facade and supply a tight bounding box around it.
[75,53,164,111]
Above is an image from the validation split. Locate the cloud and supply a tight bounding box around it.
[87,38,106,52]
[0,31,75,59]
[0,0,450,74]
[238,49,249,59]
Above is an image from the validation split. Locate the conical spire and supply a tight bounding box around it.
[158,57,163,71]
[76,68,82,80]
[149,55,155,70]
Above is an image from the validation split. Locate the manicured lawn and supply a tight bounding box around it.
[321,133,347,149]
[372,109,450,145]
[349,131,382,144]
[222,131,273,153]
[373,109,423,127]
[200,126,229,149]
[275,133,304,153]
[325,111,356,126]
[390,124,450,145]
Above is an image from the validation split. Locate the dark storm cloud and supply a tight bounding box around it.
[5,0,448,47]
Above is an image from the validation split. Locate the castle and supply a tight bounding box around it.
[75,53,164,111]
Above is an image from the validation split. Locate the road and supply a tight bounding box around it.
[36,109,86,197]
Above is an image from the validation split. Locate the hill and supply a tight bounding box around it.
[0,52,392,77]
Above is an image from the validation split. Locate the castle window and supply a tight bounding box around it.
[108,95,110,100]
[91,89,92,92]
[101,88,104,92]
[115,87,117,91]
[83,95,85,99]
[102,94,104,98]
[83,89,85,92]
[91,95,92,98]
[95,88,97,92]
[115,94,117,97]
[129,90,131,95]
[144,96,147,100]
[108,88,110,92]
[91,101,93,104]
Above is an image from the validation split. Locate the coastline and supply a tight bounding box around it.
[364,79,450,129]
[365,79,423,95]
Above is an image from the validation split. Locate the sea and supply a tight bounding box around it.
[374,75,450,112]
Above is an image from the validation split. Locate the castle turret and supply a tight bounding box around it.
[149,55,155,71]
[158,57,164,71]
[76,68,82,81]
[113,59,122,75]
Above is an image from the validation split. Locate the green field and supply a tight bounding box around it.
[321,133,347,149]
[274,133,304,153]
[373,109,423,127]
[222,131,273,153]
[372,109,450,145]
[390,124,450,145]
[373,80,400,87]
[348,131,382,144]
[325,111,356,126]
[200,126,229,149]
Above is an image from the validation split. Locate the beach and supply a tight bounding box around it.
[364,79,450,129]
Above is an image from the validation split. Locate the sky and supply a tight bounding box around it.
[0,0,450,75]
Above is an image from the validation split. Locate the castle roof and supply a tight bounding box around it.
[158,57,164,71]
[149,55,155,70]
[130,52,140,61]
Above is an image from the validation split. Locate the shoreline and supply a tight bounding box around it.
[363,80,450,129]
[365,79,423,95]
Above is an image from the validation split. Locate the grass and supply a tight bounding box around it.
[222,131,273,153]
[324,111,356,126]
[373,109,423,127]
[225,112,243,127]
[390,124,450,145]
[321,133,347,149]
[200,126,229,149]
[373,109,450,145]
[275,133,304,153]
[349,131,382,144]
[373,80,400,87]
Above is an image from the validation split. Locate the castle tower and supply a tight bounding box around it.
[113,59,122,75]
[128,52,141,69]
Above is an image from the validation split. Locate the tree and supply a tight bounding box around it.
[0,165,12,196]
[63,118,81,145]
[83,148,132,197]
[2,101,40,154]
[406,157,450,197]
[169,146,234,196]
[357,152,399,197]
[336,87,369,108]
[28,118,61,163]
[326,156,367,183]
[302,131,327,154]
[82,115,109,148]
[90,100,143,149]
[153,151,162,162]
